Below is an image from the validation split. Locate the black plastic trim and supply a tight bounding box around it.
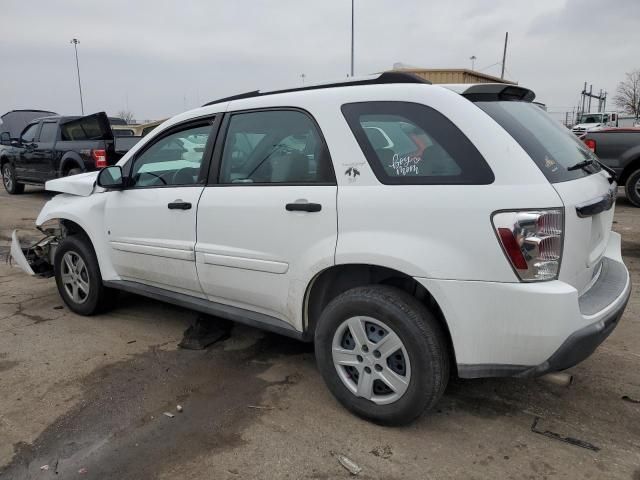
[104,280,307,341]
[575,184,617,218]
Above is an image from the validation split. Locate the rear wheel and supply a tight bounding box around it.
[2,163,25,194]
[54,234,116,315]
[624,169,640,207]
[67,167,83,177]
[314,285,449,425]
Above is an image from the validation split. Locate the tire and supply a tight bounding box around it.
[54,234,117,315]
[67,167,83,177]
[625,169,640,207]
[314,285,449,425]
[2,162,25,194]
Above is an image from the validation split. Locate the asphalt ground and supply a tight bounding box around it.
[0,186,639,479]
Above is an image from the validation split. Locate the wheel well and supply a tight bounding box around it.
[60,219,89,239]
[618,156,640,185]
[60,158,82,176]
[0,156,9,168]
[305,264,457,369]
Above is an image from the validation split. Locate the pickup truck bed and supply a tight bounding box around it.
[582,128,640,206]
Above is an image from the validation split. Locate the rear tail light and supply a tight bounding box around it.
[92,149,107,168]
[492,209,563,281]
[584,138,596,153]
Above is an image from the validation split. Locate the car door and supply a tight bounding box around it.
[33,120,58,179]
[103,117,218,297]
[195,109,337,330]
[17,122,41,180]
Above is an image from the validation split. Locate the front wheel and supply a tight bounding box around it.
[54,235,116,315]
[314,285,450,425]
[625,169,640,207]
[2,163,25,194]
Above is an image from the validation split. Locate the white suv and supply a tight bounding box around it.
[11,73,630,425]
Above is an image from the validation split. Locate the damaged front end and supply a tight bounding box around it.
[9,224,63,278]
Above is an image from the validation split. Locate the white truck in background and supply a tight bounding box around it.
[572,112,619,135]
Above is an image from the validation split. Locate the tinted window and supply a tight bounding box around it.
[39,122,57,143]
[475,101,600,183]
[219,110,334,184]
[21,123,40,143]
[60,117,107,141]
[131,123,211,187]
[342,102,493,184]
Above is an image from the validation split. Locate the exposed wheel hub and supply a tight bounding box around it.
[332,316,411,405]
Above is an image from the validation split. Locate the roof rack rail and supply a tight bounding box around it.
[202,71,431,107]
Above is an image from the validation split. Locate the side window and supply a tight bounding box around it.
[342,102,494,185]
[21,123,40,143]
[39,122,58,143]
[219,110,334,184]
[130,123,212,187]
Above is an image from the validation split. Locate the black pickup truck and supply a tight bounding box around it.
[582,128,640,206]
[1,112,139,194]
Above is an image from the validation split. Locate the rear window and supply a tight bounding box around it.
[475,101,600,183]
[342,102,493,185]
[60,117,108,141]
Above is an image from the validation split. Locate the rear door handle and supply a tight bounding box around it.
[285,202,322,212]
[168,200,192,210]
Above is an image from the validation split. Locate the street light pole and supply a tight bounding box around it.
[350,0,354,77]
[70,38,84,115]
[470,55,477,71]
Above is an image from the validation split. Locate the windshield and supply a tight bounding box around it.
[579,114,603,124]
[476,101,601,183]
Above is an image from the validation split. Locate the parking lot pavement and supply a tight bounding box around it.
[1,187,639,479]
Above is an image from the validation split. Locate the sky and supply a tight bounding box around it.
[1,0,639,123]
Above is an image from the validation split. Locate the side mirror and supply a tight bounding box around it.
[0,133,10,146]
[97,165,125,189]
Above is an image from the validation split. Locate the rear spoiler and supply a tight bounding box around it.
[461,84,536,103]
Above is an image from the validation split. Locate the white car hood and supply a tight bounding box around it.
[573,123,601,130]
[45,171,99,196]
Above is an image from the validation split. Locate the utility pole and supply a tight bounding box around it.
[500,32,508,80]
[587,84,593,113]
[350,0,355,77]
[470,55,476,71]
[300,73,306,86]
[70,38,84,115]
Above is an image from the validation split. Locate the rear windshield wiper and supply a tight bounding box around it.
[567,159,595,171]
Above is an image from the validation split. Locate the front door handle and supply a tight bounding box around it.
[285,202,322,212]
[168,200,192,210]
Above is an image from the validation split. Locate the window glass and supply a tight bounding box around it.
[342,102,493,184]
[131,124,211,187]
[475,101,600,183]
[21,123,39,143]
[60,116,109,141]
[219,110,334,184]
[39,122,57,143]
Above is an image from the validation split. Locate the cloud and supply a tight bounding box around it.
[1,0,638,121]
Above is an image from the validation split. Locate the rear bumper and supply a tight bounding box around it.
[516,258,629,377]
[417,233,631,378]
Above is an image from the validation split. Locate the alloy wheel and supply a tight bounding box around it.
[332,316,411,405]
[2,165,13,191]
[61,251,90,304]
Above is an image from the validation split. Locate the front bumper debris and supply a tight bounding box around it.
[9,230,57,277]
